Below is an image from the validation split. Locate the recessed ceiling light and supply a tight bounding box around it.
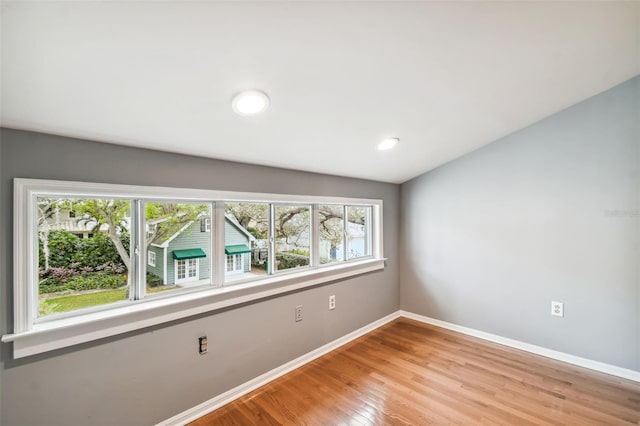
[378,138,399,151]
[231,90,270,116]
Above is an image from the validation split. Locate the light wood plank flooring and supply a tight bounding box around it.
[191,318,640,425]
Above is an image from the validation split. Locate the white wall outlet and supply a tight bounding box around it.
[551,301,564,317]
[198,336,208,355]
[329,295,336,310]
[295,305,303,322]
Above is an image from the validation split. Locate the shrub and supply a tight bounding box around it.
[39,230,130,269]
[285,248,310,257]
[74,233,130,268]
[39,271,127,293]
[247,226,267,239]
[276,252,309,269]
[146,273,163,287]
[41,231,80,268]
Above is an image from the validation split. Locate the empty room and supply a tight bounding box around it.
[0,1,638,425]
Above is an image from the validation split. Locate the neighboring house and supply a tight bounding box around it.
[42,209,107,239]
[147,214,255,286]
[43,208,255,285]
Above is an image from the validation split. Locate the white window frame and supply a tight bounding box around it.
[148,250,156,267]
[4,178,385,358]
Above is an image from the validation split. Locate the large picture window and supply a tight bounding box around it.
[318,204,345,265]
[145,201,212,297]
[274,204,311,272]
[224,202,268,283]
[6,179,384,358]
[346,206,372,259]
[36,197,132,317]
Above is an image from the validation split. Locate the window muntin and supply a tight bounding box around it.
[274,205,311,272]
[225,254,243,273]
[148,251,156,267]
[175,259,199,283]
[36,197,132,318]
[177,260,186,280]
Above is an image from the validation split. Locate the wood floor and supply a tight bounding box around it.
[191,318,640,425]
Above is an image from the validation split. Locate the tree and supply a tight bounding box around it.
[37,198,208,274]
[318,205,344,257]
[225,203,268,239]
[145,202,209,249]
[37,197,76,271]
[274,205,310,247]
[74,200,132,271]
[224,203,367,256]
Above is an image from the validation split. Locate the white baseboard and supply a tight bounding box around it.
[157,311,401,426]
[399,310,640,383]
[159,309,639,425]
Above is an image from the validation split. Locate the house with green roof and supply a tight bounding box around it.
[147,214,254,285]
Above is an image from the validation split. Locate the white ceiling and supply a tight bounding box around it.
[1,1,639,184]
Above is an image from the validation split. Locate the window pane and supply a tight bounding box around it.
[318,204,344,264]
[145,202,211,293]
[37,197,131,317]
[224,202,268,283]
[275,205,310,271]
[346,206,371,259]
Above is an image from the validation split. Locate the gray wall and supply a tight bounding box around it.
[400,76,640,371]
[2,76,637,425]
[0,129,400,426]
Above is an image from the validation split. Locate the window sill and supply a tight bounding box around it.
[2,258,385,358]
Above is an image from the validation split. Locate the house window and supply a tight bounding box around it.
[175,259,199,284]
[225,254,243,274]
[8,178,383,358]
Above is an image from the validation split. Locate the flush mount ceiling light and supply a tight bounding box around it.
[378,138,399,151]
[231,90,270,116]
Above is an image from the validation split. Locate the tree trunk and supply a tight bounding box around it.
[105,225,131,298]
[103,213,131,271]
[108,228,131,271]
[40,228,51,271]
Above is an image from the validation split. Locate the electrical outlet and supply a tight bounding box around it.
[198,336,208,355]
[551,301,564,317]
[295,305,303,322]
[329,295,336,310]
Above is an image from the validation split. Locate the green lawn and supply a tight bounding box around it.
[40,286,178,315]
